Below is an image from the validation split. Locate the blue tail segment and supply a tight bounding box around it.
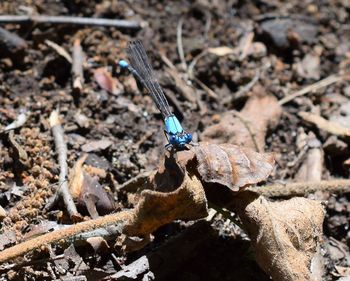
[119,59,129,69]
[118,40,192,148]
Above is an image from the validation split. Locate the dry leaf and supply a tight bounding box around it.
[94,67,122,95]
[23,221,64,240]
[86,237,110,253]
[84,165,107,178]
[234,192,325,281]
[69,154,115,217]
[296,53,321,80]
[123,173,208,237]
[0,230,16,250]
[74,110,90,128]
[202,86,282,151]
[335,266,350,277]
[192,143,275,191]
[69,154,87,198]
[54,245,88,273]
[115,234,152,254]
[81,139,113,152]
[0,205,6,219]
[83,172,115,216]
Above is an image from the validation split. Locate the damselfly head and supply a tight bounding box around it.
[168,131,192,147]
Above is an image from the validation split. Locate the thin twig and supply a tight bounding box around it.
[47,110,80,220]
[193,77,218,100]
[203,10,212,40]
[72,38,84,92]
[231,110,260,152]
[187,50,218,100]
[187,50,207,80]
[0,15,144,29]
[278,74,344,105]
[133,128,157,149]
[177,17,187,71]
[235,69,260,98]
[249,179,350,197]
[0,211,132,264]
[165,67,197,103]
[223,69,260,105]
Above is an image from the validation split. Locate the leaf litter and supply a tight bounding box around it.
[0,1,349,281]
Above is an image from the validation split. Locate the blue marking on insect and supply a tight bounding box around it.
[164,115,192,147]
[119,60,129,69]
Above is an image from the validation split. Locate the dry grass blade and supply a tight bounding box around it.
[45,39,72,64]
[299,111,350,138]
[279,74,343,105]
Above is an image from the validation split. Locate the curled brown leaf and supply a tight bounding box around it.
[69,154,115,217]
[176,143,275,192]
[123,173,208,237]
[233,191,325,281]
[94,67,122,95]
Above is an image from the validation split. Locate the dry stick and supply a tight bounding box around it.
[0,27,27,53]
[187,50,219,100]
[48,111,79,219]
[72,38,84,92]
[193,76,219,100]
[278,74,344,105]
[176,17,187,71]
[249,179,350,197]
[0,211,132,264]
[0,15,143,29]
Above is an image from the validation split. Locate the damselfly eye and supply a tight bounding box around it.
[186,134,193,142]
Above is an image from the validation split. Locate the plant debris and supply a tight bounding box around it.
[0,1,349,280]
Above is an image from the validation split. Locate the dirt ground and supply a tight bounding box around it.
[0,1,349,280]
